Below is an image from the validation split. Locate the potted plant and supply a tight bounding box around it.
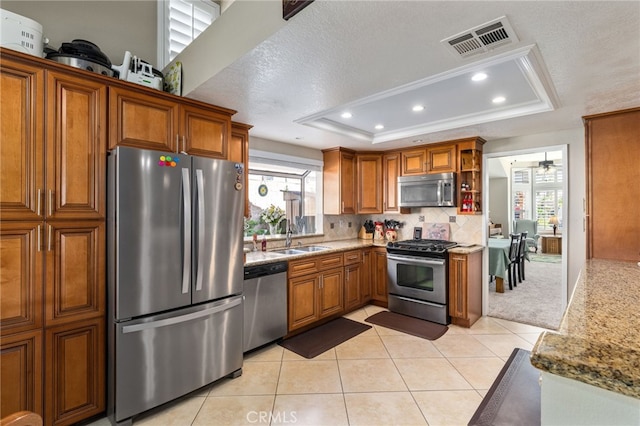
[261,204,285,235]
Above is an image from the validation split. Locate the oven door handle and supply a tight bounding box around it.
[394,295,445,309]
[387,254,446,266]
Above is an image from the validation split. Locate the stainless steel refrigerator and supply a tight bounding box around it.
[107,146,245,426]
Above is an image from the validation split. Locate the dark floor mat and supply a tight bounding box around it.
[364,311,448,340]
[278,317,371,359]
[468,348,541,426]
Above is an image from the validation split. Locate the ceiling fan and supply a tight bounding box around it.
[538,152,555,172]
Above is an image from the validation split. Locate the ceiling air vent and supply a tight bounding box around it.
[441,16,519,58]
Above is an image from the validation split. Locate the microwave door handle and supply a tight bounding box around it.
[437,180,443,206]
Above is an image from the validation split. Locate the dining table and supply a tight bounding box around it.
[488,238,528,293]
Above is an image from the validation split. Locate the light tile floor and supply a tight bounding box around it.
[90,305,547,426]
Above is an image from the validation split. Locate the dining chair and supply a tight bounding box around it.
[516,231,528,283]
[507,233,521,290]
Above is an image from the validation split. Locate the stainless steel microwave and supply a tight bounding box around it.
[398,173,456,208]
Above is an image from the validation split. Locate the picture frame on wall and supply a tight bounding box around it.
[283,0,314,20]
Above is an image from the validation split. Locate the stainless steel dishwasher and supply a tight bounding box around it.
[243,261,288,352]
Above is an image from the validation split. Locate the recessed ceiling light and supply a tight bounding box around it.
[492,96,506,104]
[472,72,488,82]
[412,105,425,112]
[374,124,384,130]
[341,112,352,119]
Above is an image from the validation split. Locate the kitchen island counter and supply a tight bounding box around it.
[530,259,640,400]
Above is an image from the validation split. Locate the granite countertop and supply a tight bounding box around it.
[448,245,484,254]
[245,239,387,266]
[530,259,640,399]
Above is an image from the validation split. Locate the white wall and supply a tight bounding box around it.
[250,136,323,162]
[1,1,157,67]
[484,127,586,296]
[488,177,509,230]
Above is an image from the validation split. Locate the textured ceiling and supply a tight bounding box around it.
[186,1,640,151]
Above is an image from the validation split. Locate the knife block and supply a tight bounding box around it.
[358,226,373,239]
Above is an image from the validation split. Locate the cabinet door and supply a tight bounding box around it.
[372,248,388,303]
[340,151,357,214]
[344,264,361,311]
[319,268,344,318]
[0,58,44,221]
[46,71,106,220]
[108,86,178,152]
[426,145,456,173]
[400,148,427,175]
[448,255,467,320]
[0,222,43,336]
[45,221,105,327]
[45,317,105,425]
[382,153,404,214]
[180,104,230,159]
[0,329,43,418]
[356,154,382,214]
[360,249,372,301]
[230,123,250,217]
[288,275,319,331]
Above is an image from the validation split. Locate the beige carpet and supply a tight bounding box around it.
[488,256,563,330]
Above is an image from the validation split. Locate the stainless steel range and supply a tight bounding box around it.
[386,239,457,325]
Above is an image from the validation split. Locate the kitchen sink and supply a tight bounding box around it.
[270,248,305,255]
[294,246,330,252]
[270,246,330,255]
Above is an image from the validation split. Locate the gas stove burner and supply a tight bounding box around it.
[386,239,457,258]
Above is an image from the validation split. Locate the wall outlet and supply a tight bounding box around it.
[449,216,456,223]
[418,215,425,222]
[330,223,335,229]
[348,222,352,228]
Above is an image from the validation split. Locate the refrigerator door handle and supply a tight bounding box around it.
[182,168,191,295]
[195,169,205,291]
[121,297,242,333]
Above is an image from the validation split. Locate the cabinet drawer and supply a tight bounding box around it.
[343,250,362,265]
[288,258,319,278]
[317,254,343,271]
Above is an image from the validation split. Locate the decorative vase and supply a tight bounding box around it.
[269,224,279,235]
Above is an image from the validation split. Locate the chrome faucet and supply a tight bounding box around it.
[285,226,293,248]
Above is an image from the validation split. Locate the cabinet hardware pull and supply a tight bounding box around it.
[37,225,42,252]
[37,189,42,216]
[47,224,52,251]
[182,135,186,153]
[48,190,53,217]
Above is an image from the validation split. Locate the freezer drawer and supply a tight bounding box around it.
[112,296,243,423]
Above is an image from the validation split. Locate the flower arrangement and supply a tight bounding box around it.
[261,204,285,226]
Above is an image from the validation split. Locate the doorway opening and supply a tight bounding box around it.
[482,146,568,330]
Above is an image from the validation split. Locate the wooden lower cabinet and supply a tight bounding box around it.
[448,250,482,328]
[371,247,388,305]
[0,330,43,418]
[360,249,372,301]
[344,250,362,311]
[288,268,344,332]
[318,268,344,318]
[45,317,105,425]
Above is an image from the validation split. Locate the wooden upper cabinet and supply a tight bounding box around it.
[400,148,427,175]
[109,86,179,152]
[356,154,382,214]
[382,153,409,214]
[230,122,252,217]
[426,145,456,173]
[0,58,44,221]
[323,148,356,214]
[180,104,230,159]
[45,221,105,327]
[0,222,43,336]
[47,71,106,220]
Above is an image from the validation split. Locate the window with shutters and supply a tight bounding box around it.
[158,0,220,68]
[511,165,563,232]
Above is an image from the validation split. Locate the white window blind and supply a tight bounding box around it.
[158,0,219,68]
